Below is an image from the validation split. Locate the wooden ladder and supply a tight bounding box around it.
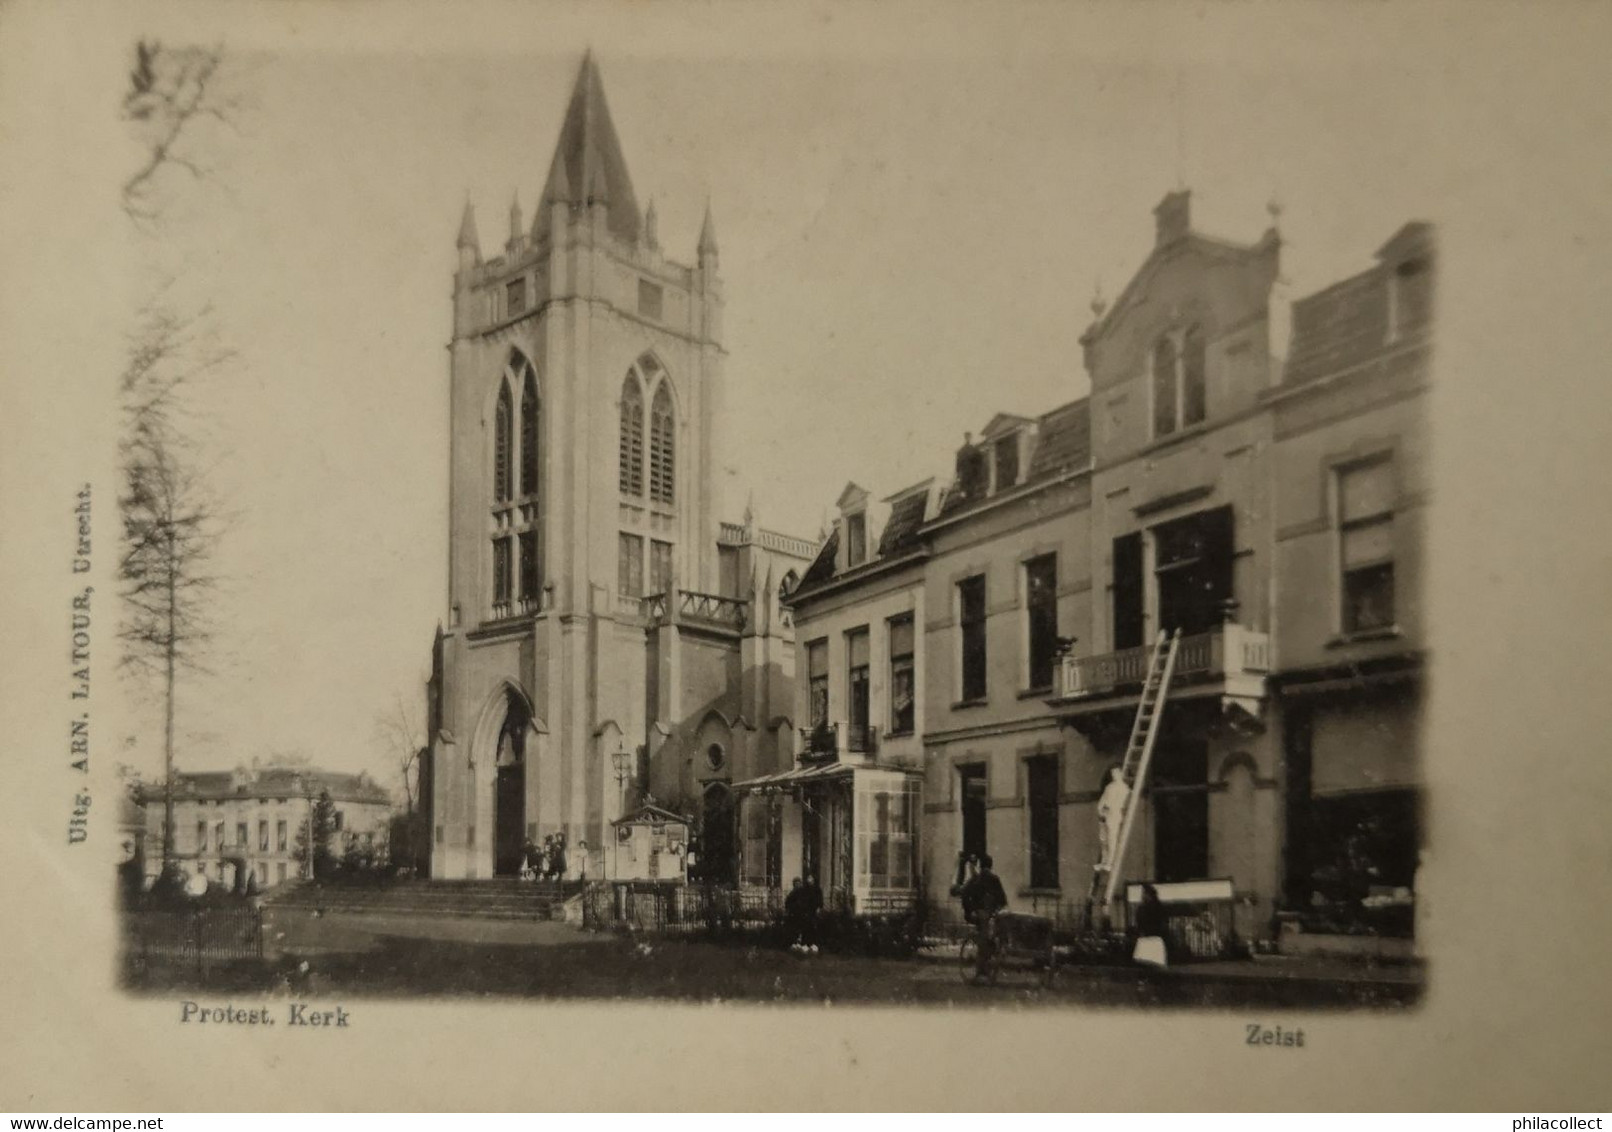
[1089,629,1182,908]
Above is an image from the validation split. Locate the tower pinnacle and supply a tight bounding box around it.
[456,200,481,258]
[698,202,719,261]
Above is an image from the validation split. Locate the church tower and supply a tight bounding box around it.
[426,54,743,879]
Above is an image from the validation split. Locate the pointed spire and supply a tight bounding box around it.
[698,201,719,261]
[644,198,659,250]
[456,199,481,256]
[542,148,571,211]
[538,52,641,243]
[508,191,523,243]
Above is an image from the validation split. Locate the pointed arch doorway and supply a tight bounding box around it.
[492,690,534,877]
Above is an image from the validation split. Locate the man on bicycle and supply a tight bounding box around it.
[960,853,1008,981]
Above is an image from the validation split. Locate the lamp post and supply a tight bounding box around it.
[611,742,633,814]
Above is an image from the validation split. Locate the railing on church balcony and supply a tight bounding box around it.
[641,588,749,631]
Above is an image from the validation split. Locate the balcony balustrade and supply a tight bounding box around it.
[797,721,879,763]
[641,588,749,631]
[1052,623,1271,702]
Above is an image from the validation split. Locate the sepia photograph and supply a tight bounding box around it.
[3,0,1611,1114]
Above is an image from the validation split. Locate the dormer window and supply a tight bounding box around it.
[845,512,868,568]
[993,436,1019,492]
[1388,258,1432,343]
[957,447,987,502]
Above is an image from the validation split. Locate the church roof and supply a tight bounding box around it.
[540,53,641,244]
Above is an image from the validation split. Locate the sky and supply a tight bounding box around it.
[117,9,1446,789]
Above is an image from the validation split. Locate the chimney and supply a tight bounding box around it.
[1154,189,1191,247]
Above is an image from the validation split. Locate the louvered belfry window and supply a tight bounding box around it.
[619,376,644,496]
[649,384,675,504]
[494,383,513,503]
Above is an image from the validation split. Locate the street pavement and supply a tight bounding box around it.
[125,909,1423,1009]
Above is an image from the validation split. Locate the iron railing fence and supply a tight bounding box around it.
[121,906,265,971]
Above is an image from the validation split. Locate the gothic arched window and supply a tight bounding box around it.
[650,384,675,505]
[490,354,542,621]
[520,367,540,496]
[619,375,644,496]
[494,382,513,504]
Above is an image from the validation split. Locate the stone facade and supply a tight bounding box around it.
[422,55,811,881]
[137,766,392,891]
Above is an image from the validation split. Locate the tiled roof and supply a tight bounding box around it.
[877,491,928,558]
[1282,268,1388,386]
[136,767,391,807]
[940,396,1091,517]
[796,528,838,590]
[1027,398,1092,479]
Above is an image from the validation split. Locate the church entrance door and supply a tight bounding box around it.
[492,691,531,877]
[494,764,525,876]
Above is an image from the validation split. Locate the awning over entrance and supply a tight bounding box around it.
[731,762,855,792]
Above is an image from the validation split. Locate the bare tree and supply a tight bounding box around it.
[118,324,224,867]
[119,39,243,868]
[374,691,425,816]
[122,40,240,225]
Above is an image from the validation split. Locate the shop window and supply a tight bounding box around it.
[807,639,829,730]
[1026,755,1060,889]
[1025,553,1059,690]
[1151,738,1209,883]
[888,614,915,735]
[1339,458,1396,633]
[741,799,781,888]
[858,780,917,890]
[958,575,988,702]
